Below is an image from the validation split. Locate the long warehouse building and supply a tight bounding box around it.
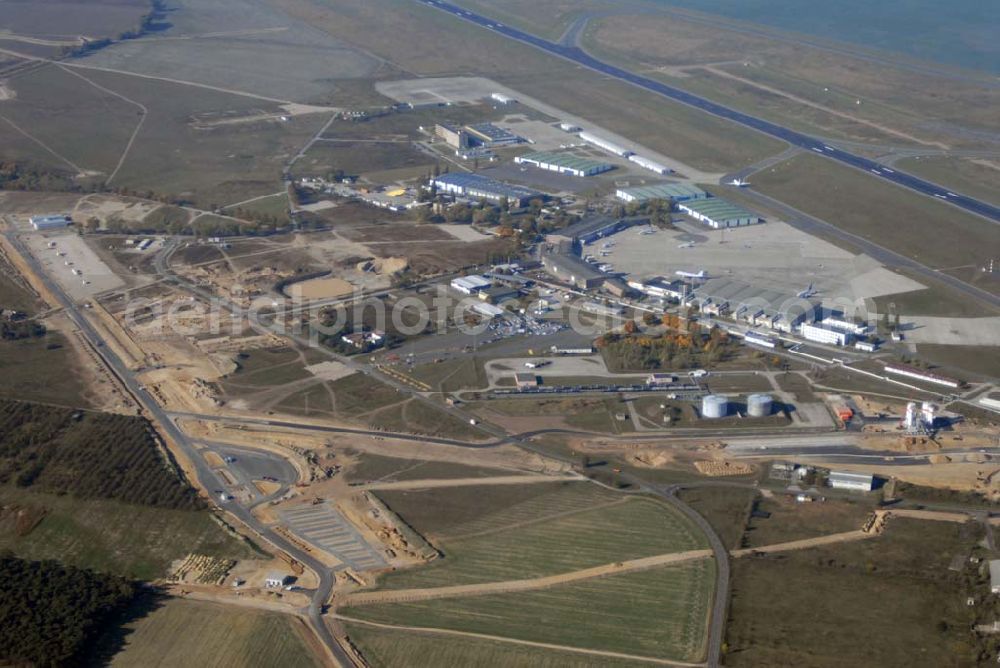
[431,172,542,207]
[514,151,614,177]
[677,197,760,228]
[616,183,708,203]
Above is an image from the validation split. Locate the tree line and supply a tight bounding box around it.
[0,556,136,667]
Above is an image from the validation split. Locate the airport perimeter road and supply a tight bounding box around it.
[3,231,356,668]
[414,0,1000,223]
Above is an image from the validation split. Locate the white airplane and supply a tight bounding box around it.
[639,228,656,235]
[678,241,695,249]
[676,269,706,279]
[796,282,817,298]
[728,178,749,187]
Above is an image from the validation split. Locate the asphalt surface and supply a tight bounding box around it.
[413,0,1000,223]
[4,231,354,667]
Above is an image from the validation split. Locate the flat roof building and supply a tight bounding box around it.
[677,198,760,229]
[628,276,689,301]
[883,363,960,389]
[541,249,606,290]
[514,151,613,177]
[464,122,523,147]
[616,183,708,203]
[800,322,852,346]
[435,123,470,149]
[431,173,542,207]
[991,560,1000,594]
[545,215,643,246]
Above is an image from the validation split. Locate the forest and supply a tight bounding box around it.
[0,399,203,509]
[0,556,136,667]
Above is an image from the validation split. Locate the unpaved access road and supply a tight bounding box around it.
[356,474,581,491]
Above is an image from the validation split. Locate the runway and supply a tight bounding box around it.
[414,0,1000,224]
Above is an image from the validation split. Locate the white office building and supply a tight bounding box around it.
[800,322,852,346]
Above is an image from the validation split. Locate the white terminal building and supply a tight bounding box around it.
[799,322,852,346]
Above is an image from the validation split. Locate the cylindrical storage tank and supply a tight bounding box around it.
[747,393,773,418]
[702,394,728,419]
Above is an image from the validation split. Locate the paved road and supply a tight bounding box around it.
[3,231,354,667]
[413,0,1000,223]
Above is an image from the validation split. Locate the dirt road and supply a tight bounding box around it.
[730,529,873,557]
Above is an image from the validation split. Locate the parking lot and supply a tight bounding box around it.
[278,503,386,571]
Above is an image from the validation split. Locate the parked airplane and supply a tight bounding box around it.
[796,282,817,298]
[639,228,656,235]
[677,241,695,249]
[728,177,749,187]
[676,269,707,279]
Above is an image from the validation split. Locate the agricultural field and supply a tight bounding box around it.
[344,561,714,663]
[373,483,705,589]
[345,623,653,668]
[110,598,320,668]
[0,486,256,580]
[751,153,998,273]
[725,519,980,667]
[0,330,95,407]
[344,453,515,484]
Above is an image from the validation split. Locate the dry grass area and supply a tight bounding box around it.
[586,13,998,150]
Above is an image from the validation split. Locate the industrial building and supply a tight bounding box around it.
[799,322,852,346]
[883,363,960,389]
[490,92,515,104]
[471,301,505,319]
[265,572,290,588]
[677,198,760,229]
[430,173,542,207]
[464,122,524,147]
[627,155,670,175]
[450,274,492,295]
[854,340,877,352]
[579,301,623,317]
[29,214,72,230]
[435,123,470,149]
[827,471,875,492]
[627,276,689,301]
[541,249,607,290]
[616,183,707,203]
[688,278,818,333]
[514,151,613,177]
[545,216,642,246]
[478,285,520,304]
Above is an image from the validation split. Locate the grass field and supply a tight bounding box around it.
[725,518,979,667]
[294,141,433,179]
[407,357,487,393]
[222,347,312,389]
[0,487,256,580]
[274,0,784,173]
[345,622,653,668]
[363,399,485,440]
[743,495,874,548]
[896,156,1000,208]
[677,486,755,550]
[345,561,713,662]
[110,598,319,668]
[914,344,1000,381]
[374,484,705,590]
[0,330,95,407]
[751,153,997,272]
